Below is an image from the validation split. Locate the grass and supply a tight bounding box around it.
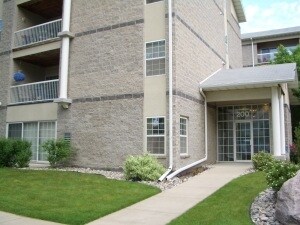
[169,172,267,225]
[0,168,160,225]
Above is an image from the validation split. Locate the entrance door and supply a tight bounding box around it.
[235,121,252,161]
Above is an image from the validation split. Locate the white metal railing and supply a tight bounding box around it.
[14,19,62,48]
[10,79,59,104]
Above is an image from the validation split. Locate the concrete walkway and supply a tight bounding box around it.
[0,211,62,225]
[87,163,251,225]
[0,163,251,225]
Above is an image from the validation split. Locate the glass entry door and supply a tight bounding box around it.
[235,121,252,161]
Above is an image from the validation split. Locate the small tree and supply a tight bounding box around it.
[272,44,300,99]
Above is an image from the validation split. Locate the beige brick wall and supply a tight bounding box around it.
[173,97,205,169]
[227,14,242,68]
[242,43,257,67]
[71,0,143,34]
[57,99,143,169]
[172,0,241,168]
[0,0,15,137]
[57,0,145,169]
[207,106,217,163]
[285,106,293,152]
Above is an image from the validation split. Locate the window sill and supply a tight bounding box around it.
[180,154,190,159]
[152,155,167,159]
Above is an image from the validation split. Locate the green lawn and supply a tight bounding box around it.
[169,172,267,225]
[0,168,160,225]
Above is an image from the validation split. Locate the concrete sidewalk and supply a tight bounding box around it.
[87,163,251,225]
[0,211,62,225]
[0,163,251,225]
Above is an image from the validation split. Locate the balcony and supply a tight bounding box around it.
[10,79,59,104]
[14,19,62,48]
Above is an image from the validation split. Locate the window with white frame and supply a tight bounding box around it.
[7,121,56,161]
[147,117,165,154]
[146,40,166,76]
[180,117,188,154]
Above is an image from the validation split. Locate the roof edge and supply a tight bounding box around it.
[232,0,246,23]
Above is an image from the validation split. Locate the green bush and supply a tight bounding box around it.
[0,138,32,168]
[13,140,32,168]
[252,152,275,171]
[124,154,166,181]
[42,139,72,167]
[266,160,300,191]
[0,138,15,167]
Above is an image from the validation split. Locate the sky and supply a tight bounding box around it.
[240,0,300,34]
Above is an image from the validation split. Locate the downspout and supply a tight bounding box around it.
[55,0,73,108]
[166,88,208,180]
[223,0,229,69]
[159,0,173,181]
[251,38,255,67]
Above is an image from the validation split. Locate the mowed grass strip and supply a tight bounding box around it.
[169,172,267,225]
[0,168,160,225]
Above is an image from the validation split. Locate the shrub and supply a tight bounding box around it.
[124,154,165,181]
[13,139,32,168]
[42,139,72,167]
[266,160,300,191]
[252,152,275,171]
[0,138,15,167]
[0,138,32,168]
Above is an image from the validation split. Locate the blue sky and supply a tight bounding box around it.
[240,0,300,34]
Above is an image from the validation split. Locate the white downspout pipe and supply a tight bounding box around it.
[251,38,255,67]
[166,88,208,180]
[223,0,229,69]
[159,0,173,182]
[59,0,72,100]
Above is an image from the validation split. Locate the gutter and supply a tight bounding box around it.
[159,0,173,181]
[166,88,208,180]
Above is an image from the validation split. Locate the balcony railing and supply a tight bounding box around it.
[10,79,59,104]
[257,52,277,64]
[14,19,62,48]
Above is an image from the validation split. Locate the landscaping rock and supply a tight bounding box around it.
[275,171,300,225]
[251,188,282,225]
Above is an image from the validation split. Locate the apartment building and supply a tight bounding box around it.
[242,27,300,138]
[0,0,297,176]
[242,26,300,68]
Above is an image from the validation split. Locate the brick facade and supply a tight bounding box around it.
[56,0,145,168]
[0,0,14,137]
[0,0,253,170]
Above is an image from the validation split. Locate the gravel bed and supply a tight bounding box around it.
[23,165,252,191]
[22,166,211,191]
[251,188,282,225]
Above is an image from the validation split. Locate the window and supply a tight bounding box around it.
[147,117,165,154]
[7,121,56,161]
[180,117,188,154]
[146,40,166,76]
[146,0,163,4]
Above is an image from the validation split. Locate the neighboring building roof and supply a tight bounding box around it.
[232,0,246,23]
[200,63,297,91]
[242,26,300,40]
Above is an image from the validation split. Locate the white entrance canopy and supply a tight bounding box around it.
[200,63,298,160]
[200,63,297,91]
